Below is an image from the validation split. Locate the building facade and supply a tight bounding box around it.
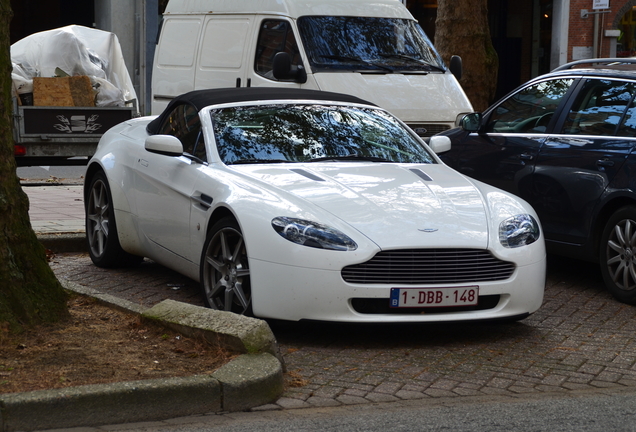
[10,0,636,111]
[405,0,636,99]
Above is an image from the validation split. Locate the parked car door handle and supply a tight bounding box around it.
[519,153,534,161]
[597,159,615,168]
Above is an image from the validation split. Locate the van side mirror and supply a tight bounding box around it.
[461,113,482,132]
[449,55,462,80]
[272,52,307,83]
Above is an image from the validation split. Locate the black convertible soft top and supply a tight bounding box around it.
[147,87,377,135]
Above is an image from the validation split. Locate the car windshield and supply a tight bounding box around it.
[210,104,435,165]
[297,16,444,73]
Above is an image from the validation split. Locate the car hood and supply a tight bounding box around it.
[231,163,490,249]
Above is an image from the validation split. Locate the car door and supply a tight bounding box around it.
[446,78,576,197]
[533,78,636,247]
[134,103,206,263]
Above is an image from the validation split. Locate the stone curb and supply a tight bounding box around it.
[0,274,285,431]
[38,232,87,253]
[0,354,283,431]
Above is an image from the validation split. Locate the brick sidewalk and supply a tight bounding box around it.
[25,185,85,234]
[28,185,636,410]
[48,252,636,410]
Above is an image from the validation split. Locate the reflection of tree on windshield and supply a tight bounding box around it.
[298,16,443,72]
[210,105,434,165]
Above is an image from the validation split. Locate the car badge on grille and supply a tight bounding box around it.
[418,228,438,233]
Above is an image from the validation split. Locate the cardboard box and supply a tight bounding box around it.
[33,76,95,107]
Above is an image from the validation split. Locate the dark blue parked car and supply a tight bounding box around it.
[433,58,636,304]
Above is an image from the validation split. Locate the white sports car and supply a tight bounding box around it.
[84,88,546,323]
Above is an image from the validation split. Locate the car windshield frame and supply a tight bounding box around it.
[207,103,436,166]
[297,16,445,73]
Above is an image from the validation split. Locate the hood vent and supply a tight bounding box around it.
[409,168,432,182]
[290,168,325,181]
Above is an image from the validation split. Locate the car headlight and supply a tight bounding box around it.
[271,217,357,251]
[499,214,540,248]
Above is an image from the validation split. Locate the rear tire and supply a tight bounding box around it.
[85,171,143,268]
[600,206,636,304]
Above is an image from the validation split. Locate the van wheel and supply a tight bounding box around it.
[200,217,252,315]
[85,172,143,268]
[600,206,636,304]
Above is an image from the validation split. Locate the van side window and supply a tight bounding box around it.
[157,104,207,162]
[255,20,301,80]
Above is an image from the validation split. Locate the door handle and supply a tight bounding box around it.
[519,153,534,161]
[597,159,615,168]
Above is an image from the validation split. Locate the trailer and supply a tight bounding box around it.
[11,25,138,167]
[13,99,136,167]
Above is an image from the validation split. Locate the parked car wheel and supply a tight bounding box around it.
[86,172,142,268]
[200,217,252,315]
[600,206,636,304]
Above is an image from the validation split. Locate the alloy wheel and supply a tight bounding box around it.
[201,221,251,314]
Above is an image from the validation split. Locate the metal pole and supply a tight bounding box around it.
[594,12,599,58]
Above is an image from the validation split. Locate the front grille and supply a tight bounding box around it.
[341,249,515,285]
[406,123,451,138]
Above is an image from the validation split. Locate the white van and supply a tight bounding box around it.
[151,0,473,138]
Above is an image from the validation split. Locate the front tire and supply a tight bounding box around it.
[600,206,636,304]
[200,217,252,315]
[85,171,142,268]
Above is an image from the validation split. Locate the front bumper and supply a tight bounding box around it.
[248,255,546,322]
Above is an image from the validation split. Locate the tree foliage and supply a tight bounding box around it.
[435,0,499,112]
[0,0,67,331]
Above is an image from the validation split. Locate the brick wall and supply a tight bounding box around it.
[568,0,631,60]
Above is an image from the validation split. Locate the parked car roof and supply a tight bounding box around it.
[147,87,376,135]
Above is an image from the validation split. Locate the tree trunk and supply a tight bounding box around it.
[435,0,498,112]
[0,0,67,331]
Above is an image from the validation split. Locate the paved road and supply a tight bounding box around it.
[99,388,636,431]
[49,250,636,410]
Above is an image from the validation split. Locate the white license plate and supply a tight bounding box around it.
[390,286,479,308]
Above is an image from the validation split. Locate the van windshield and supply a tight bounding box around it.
[297,16,445,73]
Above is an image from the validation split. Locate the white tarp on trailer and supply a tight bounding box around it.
[10,25,137,110]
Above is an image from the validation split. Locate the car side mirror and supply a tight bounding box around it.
[272,52,308,83]
[450,55,462,80]
[428,135,452,154]
[461,113,482,132]
[145,135,183,156]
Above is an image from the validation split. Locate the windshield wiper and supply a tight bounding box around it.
[229,158,292,165]
[308,154,392,163]
[378,54,445,72]
[319,55,394,73]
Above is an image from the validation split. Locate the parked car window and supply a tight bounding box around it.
[561,79,636,137]
[619,96,636,137]
[157,103,206,161]
[210,104,434,165]
[486,78,574,133]
[254,20,301,79]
